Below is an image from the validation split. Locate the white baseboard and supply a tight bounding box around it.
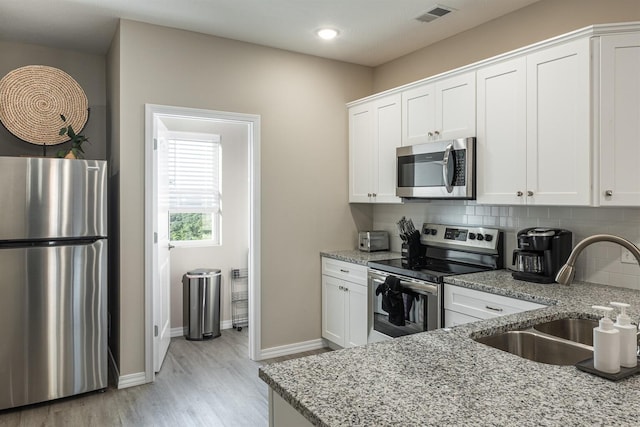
[117,371,148,389]
[259,338,327,360]
[170,320,235,338]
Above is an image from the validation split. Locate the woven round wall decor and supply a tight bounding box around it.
[0,65,88,145]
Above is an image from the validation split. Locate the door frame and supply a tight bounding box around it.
[144,104,261,383]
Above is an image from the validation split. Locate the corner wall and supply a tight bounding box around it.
[111,19,373,375]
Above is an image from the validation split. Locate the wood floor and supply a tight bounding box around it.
[0,329,330,426]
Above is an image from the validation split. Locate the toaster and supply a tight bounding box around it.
[358,231,390,252]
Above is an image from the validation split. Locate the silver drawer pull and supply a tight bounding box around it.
[485,305,503,312]
[340,269,350,273]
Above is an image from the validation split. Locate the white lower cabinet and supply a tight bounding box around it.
[321,258,368,348]
[443,283,545,327]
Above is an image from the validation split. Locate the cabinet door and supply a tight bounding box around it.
[344,282,368,348]
[321,275,345,347]
[436,72,476,140]
[349,103,373,203]
[401,84,436,146]
[372,94,402,203]
[599,33,640,206]
[444,309,480,328]
[526,38,591,205]
[476,57,527,205]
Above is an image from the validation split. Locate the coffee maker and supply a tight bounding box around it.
[512,228,572,283]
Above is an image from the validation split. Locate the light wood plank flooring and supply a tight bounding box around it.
[0,328,330,426]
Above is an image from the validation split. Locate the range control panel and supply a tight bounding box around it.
[420,223,500,253]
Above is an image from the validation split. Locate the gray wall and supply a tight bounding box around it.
[108,19,373,376]
[0,40,106,160]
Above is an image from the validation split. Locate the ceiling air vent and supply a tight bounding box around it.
[415,5,455,23]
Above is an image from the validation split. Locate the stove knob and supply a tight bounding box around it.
[468,233,476,240]
[484,234,494,242]
[476,234,484,241]
[430,229,438,235]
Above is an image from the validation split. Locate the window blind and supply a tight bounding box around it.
[168,139,220,213]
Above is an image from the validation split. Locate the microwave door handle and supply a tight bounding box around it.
[442,143,454,193]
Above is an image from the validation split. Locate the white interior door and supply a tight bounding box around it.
[153,118,171,372]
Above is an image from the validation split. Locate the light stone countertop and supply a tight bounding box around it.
[259,268,640,426]
[320,249,401,266]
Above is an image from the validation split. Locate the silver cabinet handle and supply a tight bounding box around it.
[516,191,523,197]
[338,285,344,291]
[605,190,613,197]
[367,193,372,197]
[527,191,534,196]
[434,131,440,136]
[428,132,433,137]
[340,269,349,273]
[485,305,503,312]
[442,142,454,193]
[372,193,377,197]
[168,244,175,250]
[343,287,349,292]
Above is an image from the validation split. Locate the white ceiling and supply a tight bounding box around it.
[0,0,540,67]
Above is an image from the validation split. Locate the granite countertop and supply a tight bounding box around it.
[260,269,640,426]
[320,249,401,266]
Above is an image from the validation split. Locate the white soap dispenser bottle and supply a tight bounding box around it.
[592,305,620,374]
[610,302,637,368]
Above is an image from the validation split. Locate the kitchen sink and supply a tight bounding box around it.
[475,330,593,365]
[532,318,598,346]
[474,318,598,365]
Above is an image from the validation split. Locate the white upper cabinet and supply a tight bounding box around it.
[526,38,591,205]
[599,33,640,206]
[349,93,402,203]
[477,57,527,205]
[401,72,476,146]
[477,38,591,205]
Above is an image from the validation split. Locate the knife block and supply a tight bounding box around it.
[401,240,425,268]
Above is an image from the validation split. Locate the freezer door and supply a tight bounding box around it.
[0,157,107,241]
[0,239,107,410]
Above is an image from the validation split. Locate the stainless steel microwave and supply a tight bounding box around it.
[396,137,475,199]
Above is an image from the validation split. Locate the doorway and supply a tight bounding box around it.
[144,104,261,382]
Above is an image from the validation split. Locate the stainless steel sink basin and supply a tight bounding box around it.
[475,330,593,365]
[532,318,597,346]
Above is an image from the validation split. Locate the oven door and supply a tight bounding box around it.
[396,137,475,199]
[368,270,440,342]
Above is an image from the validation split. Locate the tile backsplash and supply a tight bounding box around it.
[373,202,640,290]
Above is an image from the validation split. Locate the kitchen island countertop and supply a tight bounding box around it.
[259,269,640,426]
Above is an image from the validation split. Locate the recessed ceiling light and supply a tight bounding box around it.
[316,28,339,40]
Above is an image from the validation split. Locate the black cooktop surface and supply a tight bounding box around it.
[368,258,490,283]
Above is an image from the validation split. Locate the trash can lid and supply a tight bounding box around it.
[186,268,221,276]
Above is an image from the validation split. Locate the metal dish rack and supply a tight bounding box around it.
[231,267,248,331]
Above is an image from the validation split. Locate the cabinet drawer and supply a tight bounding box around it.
[444,284,545,320]
[321,257,367,284]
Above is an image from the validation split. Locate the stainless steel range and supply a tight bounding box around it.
[367,223,503,342]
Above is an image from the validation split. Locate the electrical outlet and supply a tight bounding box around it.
[621,248,638,264]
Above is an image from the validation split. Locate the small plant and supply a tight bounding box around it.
[57,114,88,159]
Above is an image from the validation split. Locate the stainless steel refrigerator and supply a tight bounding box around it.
[0,156,107,410]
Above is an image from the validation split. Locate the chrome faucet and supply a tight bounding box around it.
[555,234,640,285]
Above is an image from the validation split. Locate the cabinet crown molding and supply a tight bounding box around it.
[347,21,640,108]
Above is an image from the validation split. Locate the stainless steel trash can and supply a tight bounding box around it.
[183,268,221,340]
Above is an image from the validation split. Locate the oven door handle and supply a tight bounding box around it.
[401,281,438,296]
[369,273,438,296]
[442,142,455,193]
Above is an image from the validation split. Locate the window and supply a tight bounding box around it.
[168,133,221,245]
